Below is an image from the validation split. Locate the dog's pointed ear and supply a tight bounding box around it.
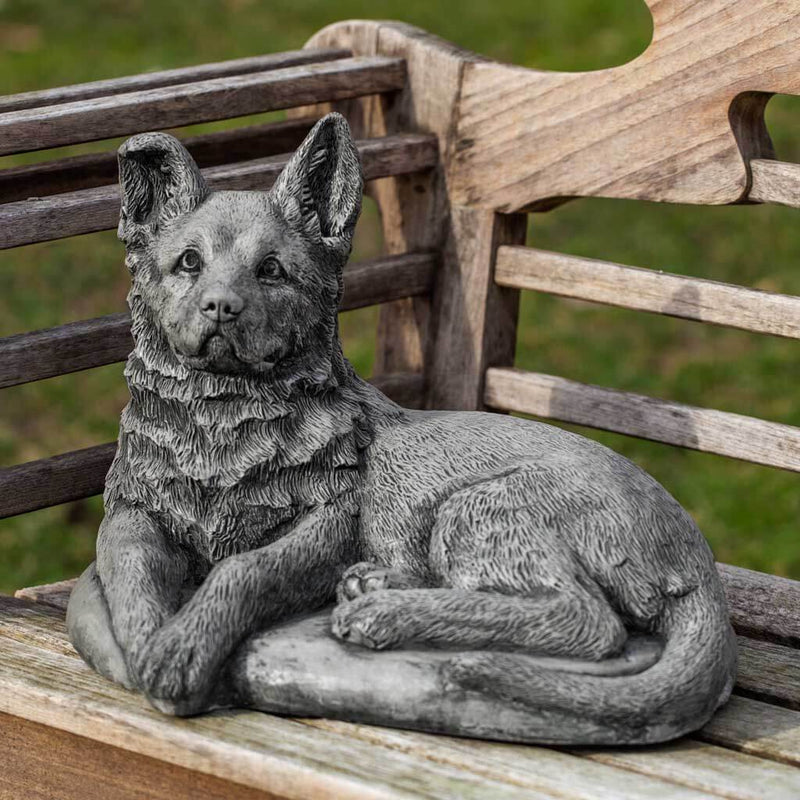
[271,112,363,255]
[117,132,208,249]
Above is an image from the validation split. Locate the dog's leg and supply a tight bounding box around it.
[134,500,359,706]
[88,504,190,685]
[336,561,426,603]
[332,587,625,658]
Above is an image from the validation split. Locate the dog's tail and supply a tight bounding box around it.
[446,584,737,745]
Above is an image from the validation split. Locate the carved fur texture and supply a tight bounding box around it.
[67,113,737,745]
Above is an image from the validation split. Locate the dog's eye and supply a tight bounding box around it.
[256,255,285,282]
[175,249,202,275]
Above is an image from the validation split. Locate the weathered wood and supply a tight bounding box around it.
[300,24,530,411]
[13,580,76,613]
[0,133,437,249]
[736,638,800,711]
[495,247,800,339]
[0,632,540,800]
[577,739,800,800]
[0,312,132,389]
[5,591,800,799]
[0,253,436,388]
[484,368,800,472]
[0,57,406,157]
[449,0,800,211]
[303,719,713,800]
[699,696,800,768]
[0,372,423,519]
[748,159,800,208]
[426,211,527,410]
[0,443,117,520]
[0,50,350,115]
[0,117,319,203]
[718,564,800,648]
[1,712,279,800]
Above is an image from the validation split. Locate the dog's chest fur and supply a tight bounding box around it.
[104,318,374,563]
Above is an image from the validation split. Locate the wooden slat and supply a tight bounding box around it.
[0,57,406,157]
[0,634,538,800]
[0,49,350,114]
[700,696,800,768]
[0,312,132,389]
[0,443,117,519]
[484,368,800,472]
[736,638,800,711]
[748,159,800,208]
[0,117,319,203]
[1,713,277,800]
[718,564,800,648]
[4,592,800,799]
[0,253,436,388]
[0,372,423,518]
[495,247,800,339]
[0,133,437,249]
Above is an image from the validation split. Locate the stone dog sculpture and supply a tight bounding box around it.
[66,112,737,745]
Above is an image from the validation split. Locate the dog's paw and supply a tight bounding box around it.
[331,591,409,650]
[131,621,217,704]
[336,562,394,603]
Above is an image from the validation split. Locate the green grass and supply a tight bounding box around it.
[1,0,798,592]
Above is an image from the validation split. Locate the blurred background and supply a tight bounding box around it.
[1,0,798,593]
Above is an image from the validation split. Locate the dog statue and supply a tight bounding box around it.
[66,113,736,745]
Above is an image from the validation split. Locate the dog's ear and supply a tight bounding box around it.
[117,132,208,250]
[271,112,363,255]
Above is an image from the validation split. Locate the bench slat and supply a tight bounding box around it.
[699,696,800,768]
[0,632,541,800]
[0,133,437,249]
[718,564,800,649]
[748,160,800,208]
[737,638,800,711]
[0,253,437,388]
[484,368,800,473]
[0,49,350,115]
[0,57,405,158]
[0,372,424,519]
[3,593,800,798]
[495,246,800,339]
[0,117,319,202]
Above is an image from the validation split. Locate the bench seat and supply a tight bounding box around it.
[2,565,799,800]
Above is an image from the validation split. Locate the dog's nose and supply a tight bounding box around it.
[200,289,244,322]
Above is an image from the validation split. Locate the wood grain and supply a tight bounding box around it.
[450,0,800,211]
[0,50,350,115]
[718,564,800,648]
[0,57,406,157]
[748,159,800,208]
[0,133,437,249]
[484,368,800,472]
[736,638,800,711]
[495,247,800,339]
[0,372,423,518]
[4,591,800,799]
[0,253,436,388]
[0,634,539,800]
[0,712,279,800]
[302,22,529,411]
[0,117,319,203]
[699,696,800,768]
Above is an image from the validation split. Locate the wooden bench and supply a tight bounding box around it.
[3,3,800,797]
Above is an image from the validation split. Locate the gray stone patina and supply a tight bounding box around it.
[66,113,737,744]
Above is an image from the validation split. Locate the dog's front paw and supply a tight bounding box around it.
[331,590,410,650]
[131,621,218,705]
[336,562,393,603]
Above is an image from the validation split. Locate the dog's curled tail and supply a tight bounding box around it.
[447,585,737,745]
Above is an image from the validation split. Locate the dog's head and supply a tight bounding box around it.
[117,113,362,376]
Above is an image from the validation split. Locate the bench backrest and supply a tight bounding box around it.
[1,0,799,525]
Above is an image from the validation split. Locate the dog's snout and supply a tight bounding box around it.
[200,289,244,322]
